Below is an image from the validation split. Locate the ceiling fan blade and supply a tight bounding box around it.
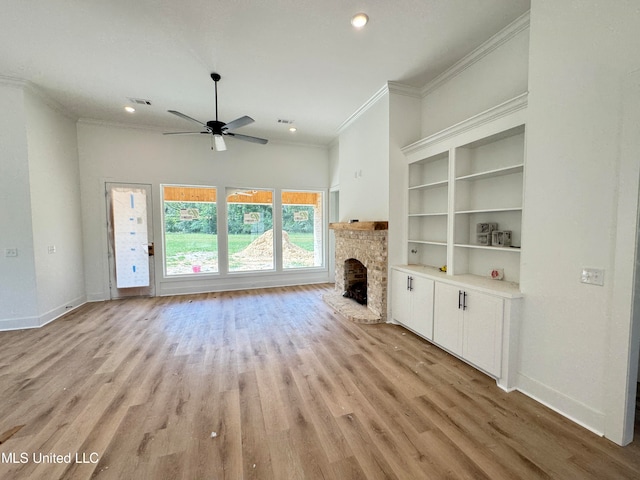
[163,131,210,135]
[226,132,269,145]
[168,110,207,127]
[223,115,254,131]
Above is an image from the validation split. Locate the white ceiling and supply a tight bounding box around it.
[0,0,530,146]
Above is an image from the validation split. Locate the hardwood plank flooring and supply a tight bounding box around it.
[1,284,640,479]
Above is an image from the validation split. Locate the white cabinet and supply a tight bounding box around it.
[391,268,434,340]
[391,265,521,390]
[434,282,503,377]
[433,282,464,355]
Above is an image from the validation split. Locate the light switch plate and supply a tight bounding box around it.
[581,268,604,286]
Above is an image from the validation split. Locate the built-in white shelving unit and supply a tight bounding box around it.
[402,93,527,285]
[392,95,527,388]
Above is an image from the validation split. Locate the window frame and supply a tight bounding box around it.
[281,189,326,270]
[161,184,220,277]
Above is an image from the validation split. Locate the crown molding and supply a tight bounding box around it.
[77,118,329,150]
[0,75,78,121]
[387,81,422,98]
[0,75,28,89]
[336,83,389,135]
[402,92,528,157]
[77,117,167,132]
[421,11,530,97]
[336,80,424,137]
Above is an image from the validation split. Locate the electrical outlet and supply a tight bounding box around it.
[5,248,18,257]
[48,245,56,254]
[581,268,604,286]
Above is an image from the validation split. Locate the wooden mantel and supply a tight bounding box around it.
[329,221,388,231]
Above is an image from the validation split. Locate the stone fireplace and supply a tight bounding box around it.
[323,222,388,324]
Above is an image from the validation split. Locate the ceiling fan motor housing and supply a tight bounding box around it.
[207,120,226,135]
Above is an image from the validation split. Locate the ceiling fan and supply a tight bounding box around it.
[164,73,268,151]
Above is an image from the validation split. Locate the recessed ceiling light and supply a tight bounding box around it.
[289,126,297,133]
[124,106,136,113]
[351,13,369,29]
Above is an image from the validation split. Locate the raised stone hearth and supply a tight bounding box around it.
[324,222,388,323]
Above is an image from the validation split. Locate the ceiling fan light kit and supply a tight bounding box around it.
[164,73,268,151]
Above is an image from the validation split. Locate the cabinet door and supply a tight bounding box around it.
[433,283,463,355]
[463,291,504,376]
[391,270,410,325]
[411,275,434,340]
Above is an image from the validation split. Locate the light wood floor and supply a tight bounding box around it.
[1,284,639,480]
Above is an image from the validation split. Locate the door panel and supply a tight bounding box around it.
[106,183,155,299]
[433,282,463,355]
[463,291,503,377]
[411,275,434,340]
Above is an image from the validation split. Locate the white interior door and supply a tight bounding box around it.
[106,183,155,299]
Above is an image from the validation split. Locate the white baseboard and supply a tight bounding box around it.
[158,272,331,297]
[0,295,87,331]
[516,372,605,437]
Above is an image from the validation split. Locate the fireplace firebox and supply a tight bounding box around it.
[343,258,367,305]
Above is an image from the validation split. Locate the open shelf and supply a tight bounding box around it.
[455,207,522,214]
[402,95,527,284]
[456,164,524,182]
[454,243,521,252]
[409,179,449,190]
[410,239,448,246]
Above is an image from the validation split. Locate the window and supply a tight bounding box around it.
[282,190,324,269]
[226,188,274,272]
[163,186,218,275]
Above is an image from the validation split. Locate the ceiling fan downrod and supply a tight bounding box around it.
[211,73,221,122]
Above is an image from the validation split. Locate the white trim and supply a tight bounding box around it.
[387,82,422,98]
[517,373,605,437]
[336,81,422,136]
[158,276,330,297]
[421,11,530,97]
[604,68,640,446]
[337,84,389,135]
[402,93,528,158]
[0,75,78,121]
[77,118,329,150]
[0,296,86,332]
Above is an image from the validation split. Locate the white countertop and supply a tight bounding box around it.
[392,264,523,298]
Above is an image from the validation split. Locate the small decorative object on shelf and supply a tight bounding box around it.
[489,268,504,280]
[439,265,447,272]
[349,219,359,223]
[492,230,512,247]
[477,234,491,246]
[477,223,498,245]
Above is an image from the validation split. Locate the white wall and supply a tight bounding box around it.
[0,83,39,327]
[520,0,640,443]
[338,92,390,222]
[388,90,421,268]
[328,141,339,190]
[24,89,86,324]
[0,82,84,330]
[77,122,330,300]
[421,16,530,138]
